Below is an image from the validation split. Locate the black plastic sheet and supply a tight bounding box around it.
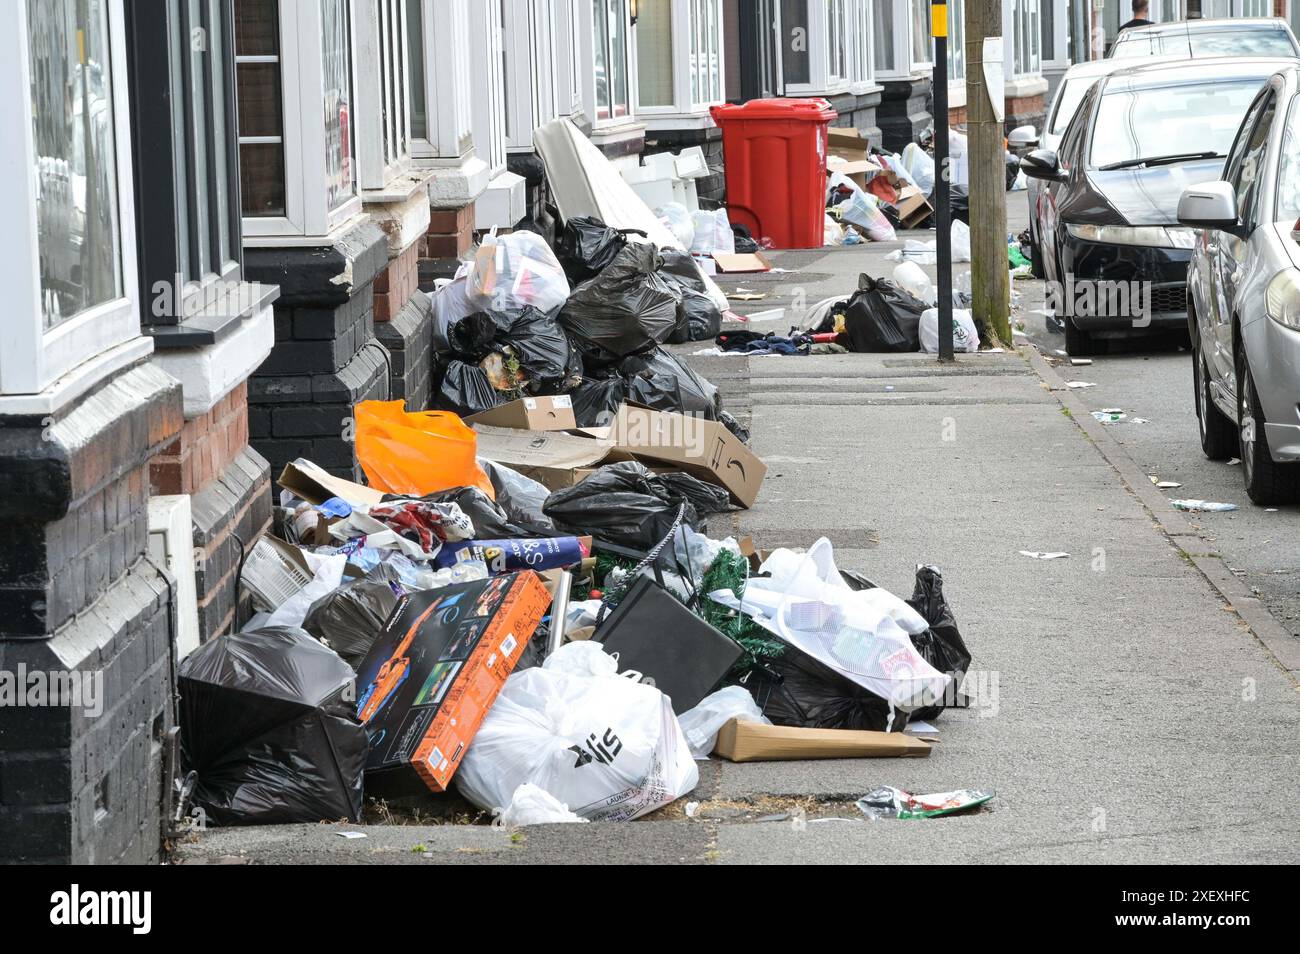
[178,626,367,825]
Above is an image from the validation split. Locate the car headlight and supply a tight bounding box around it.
[1265,269,1300,330]
[1066,224,1197,249]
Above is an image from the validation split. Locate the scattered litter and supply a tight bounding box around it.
[493,783,588,826]
[1228,458,1241,466]
[1092,410,1126,424]
[336,831,368,840]
[684,801,701,818]
[1148,477,1182,489]
[1065,381,1096,389]
[1019,550,1069,560]
[856,786,995,820]
[1170,499,1239,513]
[1070,358,1093,366]
[713,721,930,762]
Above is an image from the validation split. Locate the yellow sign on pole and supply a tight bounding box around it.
[932,2,948,39]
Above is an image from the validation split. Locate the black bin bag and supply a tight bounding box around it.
[543,461,728,550]
[559,242,680,367]
[303,565,403,668]
[178,626,368,825]
[659,248,723,343]
[904,565,972,721]
[843,273,927,353]
[619,348,720,419]
[556,216,630,284]
[435,358,504,417]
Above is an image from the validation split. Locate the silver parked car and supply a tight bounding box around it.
[1109,17,1300,60]
[1179,66,1300,504]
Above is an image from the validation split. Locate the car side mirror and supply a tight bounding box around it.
[1020,148,1065,182]
[1177,181,1241,234]
[1008,125,1039,153]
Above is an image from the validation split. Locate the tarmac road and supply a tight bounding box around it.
[1010,199,1300,644]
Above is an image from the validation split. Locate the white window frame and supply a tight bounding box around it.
[408,0,475,163]
[780,0,874,96]
[354,0,412,191]
[582,0,637,128]
[557,0,586,118]
[1007,0,1040,80]
[875,0,927,79]
[469,0,508,175]
[503,0,563,152]
[0,0,146,399]
[634,0,726,124]
[908,0,932,72]
[1040,0,1069,73]
[239,0,362,243]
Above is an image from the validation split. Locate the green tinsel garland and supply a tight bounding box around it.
[698,549,785,668]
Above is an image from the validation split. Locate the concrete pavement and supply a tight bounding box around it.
[174,201,1300,865]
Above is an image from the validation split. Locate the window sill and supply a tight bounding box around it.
[0,335,154,417]
[145,281,281,349]
[1005,75,1049,99]
[360,166,436,205]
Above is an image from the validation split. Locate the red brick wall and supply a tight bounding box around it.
[150,381,250,496]
[425,203,474,260]
[373,240,421,322]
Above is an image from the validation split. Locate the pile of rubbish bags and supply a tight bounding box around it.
[432,221,725,424]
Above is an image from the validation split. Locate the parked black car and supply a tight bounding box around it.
[1021,58,1296,356]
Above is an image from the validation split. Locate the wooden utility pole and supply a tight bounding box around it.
[964,0,1011,347]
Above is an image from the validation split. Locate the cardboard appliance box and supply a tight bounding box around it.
[609,405,766,508]
[713,719,932,762]
[356,571,551,794]
[278,459,385,507]
[827,127,869,163]
[467,395,577,431]
[471,424,615,490]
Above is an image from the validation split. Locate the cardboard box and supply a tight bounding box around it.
[467,395,577,431]
[896,185,934,229]
[713,720,932,762]
[828,127,869,163]
[608,405,766,508]
[712,251,772,273]
[278,459,385,507]
[356,571,552,795]
[471,424,615,490]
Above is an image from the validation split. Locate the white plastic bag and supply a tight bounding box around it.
[458,644,698,820]
[265,551,346,629]
[823,213,845,246]
[892,261,936,306]
[838,191,895,242]
[689,208,735,257]
[677,686,770,759]
[655,202,695,249]
[493,784,588,826]
[919,307,980,354]
[466,231,570,314]
[708,539,949,712]
[901,142,936,195]
[951,219,972,263]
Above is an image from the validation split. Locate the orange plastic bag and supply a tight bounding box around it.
[354,401,495,499]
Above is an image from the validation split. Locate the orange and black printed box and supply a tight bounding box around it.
[355,571,551,796]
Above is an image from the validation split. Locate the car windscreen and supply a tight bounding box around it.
[1189,28,1297,58]
[1089,78,1265,169]
[1050,78,1095,136]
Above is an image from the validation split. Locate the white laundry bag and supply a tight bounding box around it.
[689,208,735,257]
[457,643,698,821]
[919,307,980,353]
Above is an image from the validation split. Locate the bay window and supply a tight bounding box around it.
[503,0,563,151]
[557,0,586,119]
[353,0,411,191]
[1,0,147,400]
[405,0,475,163]
[779,0,873,95]
[634,0,725,122]
[468,0,507,174]
[127,0,252,329]
[874,0,927,78]
[1012,0,1040,78]
[947,0,965,82]
[234,0,362,241]
[587,0,633,125]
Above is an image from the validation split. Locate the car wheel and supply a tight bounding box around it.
[1195,348,1235,461]
[1064,318,1105,357]
[1237,346,1300,505]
